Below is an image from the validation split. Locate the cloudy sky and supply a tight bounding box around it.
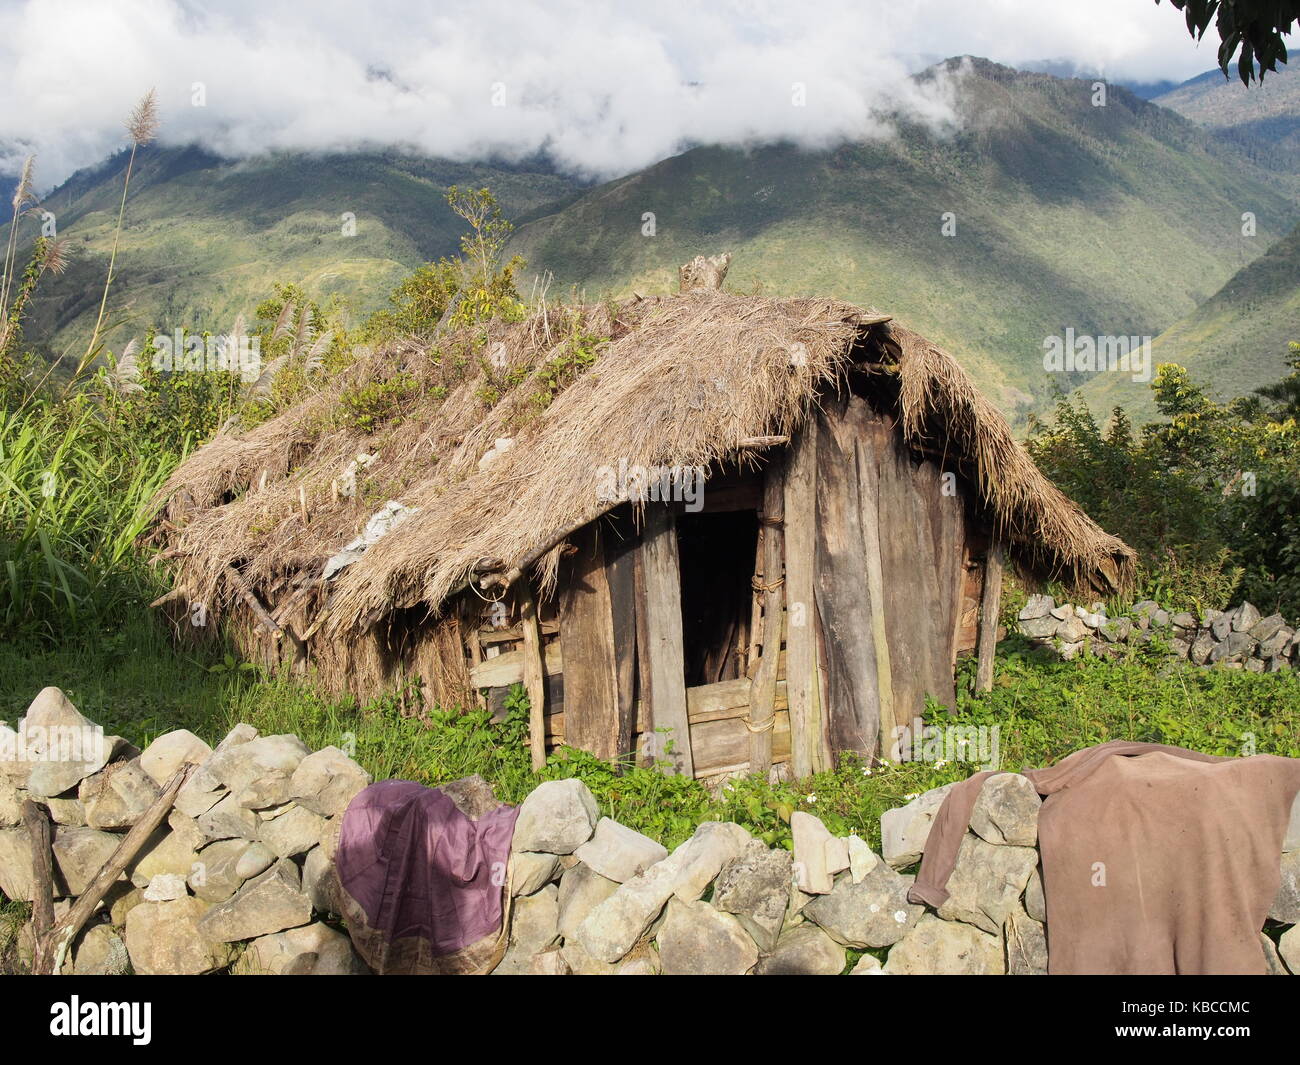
[0,0,1259,190]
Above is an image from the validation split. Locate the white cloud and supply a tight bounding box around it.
[0,0,1237,190]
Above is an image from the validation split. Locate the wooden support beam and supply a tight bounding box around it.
[748,458,785,775]
[976,543,1005,693]
[21,801,54,957]
[640,504,693,776]
[225,565,283,638]
[517,578,548,772]
[784,428,824,778]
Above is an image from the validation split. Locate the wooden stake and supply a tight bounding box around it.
[976,543,1005,693]
[518,578,548,772]
[784,428,823,778]
[28,765,192,975]
[640,504,693,776]
[21,801,54,949]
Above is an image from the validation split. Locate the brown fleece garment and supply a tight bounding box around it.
[909,740,1300,974]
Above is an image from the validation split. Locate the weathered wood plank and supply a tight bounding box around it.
[468,641,563,688]
[640,504,693,776]
[605,517,640,762]
[784,425,824,777]
[558,526,621,760]
[748,457,785,774]
[976,543,1004,693]
[518,579,548,771]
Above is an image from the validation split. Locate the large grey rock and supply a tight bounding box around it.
[1233,602,1261,632]
[712,838,791,953]
[1210,631,1256,664]
[656,898,757,975]
[936,833,1038,934]
[0,827,38,899]
[235,771,295,811]
[1019,615,1058,639]
[511,851,561,896]
[557,861,620,941]
[124,897,235,974]
[969,774,1041,847]
[1005,906,1048,974]
[803,864,921,949]
[130,824,201,888]
[1249,613,1286,643]
[22,688,120,799]
[1279,925,1300,975]
[1189,632,1217,665]
[880,784,953,868]
[847,834,878,883]
[207,734,310,797]
[754,923,845,975]
[574,818,668,882]
[0,779,22,827]
[1018,594,1054,620]
[45,797,87,826]
[258,803,327,859]
[494,883,561,975]
[574,821,750,962]
[1024,865,1046,923]
[197,859,312,942]
[1055,616,1090,643]
[138,730,211,787]
[1270,850,1300,924]
[142,872,189,902]
[51,826,123,896]
[188,838,252,903]
[884,914,1005,975]
[72,924,130,975]
[235,921,369,975]
[235,841,276,880]
[791,811,836,893]
[174,723,259,817]
[79,759,160,830]
[196,791,260,842]
[511,779,598,855]
[290,746,372,817]
[849,953,884,974]
[302,844,343,914]
[440,774,503,819]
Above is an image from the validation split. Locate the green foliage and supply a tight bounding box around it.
[1028,354,1300,615]
[333,373,419,433]
[1158,0,1300,85]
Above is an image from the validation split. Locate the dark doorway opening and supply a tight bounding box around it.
[676,509,759,687]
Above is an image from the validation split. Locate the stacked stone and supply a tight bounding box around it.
[0,687,371,975]
[1016,595,1299,672]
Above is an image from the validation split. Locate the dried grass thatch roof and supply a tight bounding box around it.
[151,290,1134,645]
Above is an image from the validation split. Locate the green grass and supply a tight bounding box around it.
[3,618,1297,854]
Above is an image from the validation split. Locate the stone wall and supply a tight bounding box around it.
[2,686,1297,975]
[1016,596,1299,671]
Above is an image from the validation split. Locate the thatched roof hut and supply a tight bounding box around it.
[151,278,1134,781]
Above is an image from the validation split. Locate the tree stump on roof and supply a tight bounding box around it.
[678,253,732,293]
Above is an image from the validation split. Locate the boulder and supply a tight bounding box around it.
[197,859,313,942]
[847,834,878,883]
[235,841,277,881]
[511,851,561,896]
[880,784,953,868]
[495,883,561,975]
[302,845,343,914]
[1210,613,1232,640]
[1278,925,1299,975]
[206,734,310,798]
[511,779,598,855]
[44,797,86,826]
[173,723,258,819]
[143,873,189,902]
[289,746,372,817]
[258,803,327,859]
[656,898,758,975]
[1189,632,1216,666]
[79,759,160,830]
[754,923,845,975]
[712,838,791,953]
[803,864,921,949]
[196,791,260,842]
[440,774,503,820]
[1019,615,1057,639]
[72,924,130,975]
[884,914,1005,975]
[1233,602,1261,632]
[1210,631,1256,664]
[0,828,38,899]
[189,838,253,903]
[1249,614,1286,644]
[968,773,1041,847]
[574,821,749,963]
[138,730,211,787]
[130,824,201,888]
[791,811,836,893]
[235,921,368,975]
[124,897,235,975]
[236,771,295,811]
[1269,850,1300,924]
[0,779,22,828]
[849,953,884,974]
[1024,865,1046,923]
[1055,616,1090,643]
[1018,595,1054,620]
[51,825,123,896]
[530,947,571,976]
[1005,906,1048,975]
[574,818,668,882]
[1170,612,1197,631]
[557,861,620,941]
[936,833,1038,934]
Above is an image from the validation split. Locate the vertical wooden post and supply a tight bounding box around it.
[976,543,1004,693]
[784,428,824,778]
[856,439,898,758]
[748,458,785,775]
[518,578,548,771]
[640,504,693,777]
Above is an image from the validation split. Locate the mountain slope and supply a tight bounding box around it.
[1154,65,1300,170]
[510,59,1300,419]
[1078,219,1300,420]
[12,147,582,357]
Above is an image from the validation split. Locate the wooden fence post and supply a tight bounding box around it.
[748,458,785,775]
[518,578,548,771]
[976,543,1005,693]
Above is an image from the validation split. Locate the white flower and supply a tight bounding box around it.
[934,759,949,768]
[805,793,817,803]
[904,792,919,801]
[862,767,873,776]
